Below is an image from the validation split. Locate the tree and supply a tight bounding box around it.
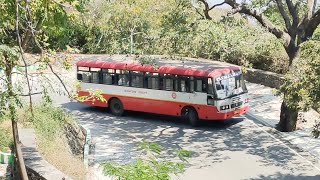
[195,0,320,132]
[278,40,320,131]
[0,45,28,179]
[0,0,85,178]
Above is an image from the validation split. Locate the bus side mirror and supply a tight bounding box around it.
[77,73,83,81]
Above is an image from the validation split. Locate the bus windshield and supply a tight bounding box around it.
[213,72,247,100]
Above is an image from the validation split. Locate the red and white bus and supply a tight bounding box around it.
[76,55,249,126]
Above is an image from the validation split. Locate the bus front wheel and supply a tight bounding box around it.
[109,98,124,116]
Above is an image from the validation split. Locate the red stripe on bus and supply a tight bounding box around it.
[77,91,248,120]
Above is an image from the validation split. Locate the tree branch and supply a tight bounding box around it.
[193,6,206,19]
[225,0,297,63]
[304,8,320,40]
[0,76,6,82]
[209,2,226,11]
[198,0,212,19]
[16,0,34,116]
[275,0,291,30]
[18,92,42,96]
[24,9,73,100]
[307,0,317,18]
[226,1,290,41]
[47,63,72,98]
[17,60,41,67]
[285,0,299,28]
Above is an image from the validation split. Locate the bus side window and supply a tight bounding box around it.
[77,73,83,81]
[195,79,202,92]
[77,67,90,83]
[103,74,112,84]
[116,70,129,86]
[90,67,101,84]
[179,76,192,93]
[130,71,144,88]
[118,75,129,86]
[146,72,159,89]
[102,69,114,85]
[180,80,186,92]
[162,74,174,91]
[81,72,91,83]
[91,72,99,84]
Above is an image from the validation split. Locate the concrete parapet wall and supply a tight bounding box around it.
[19,128,72,180]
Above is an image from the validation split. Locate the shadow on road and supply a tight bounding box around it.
[61,101,320,178]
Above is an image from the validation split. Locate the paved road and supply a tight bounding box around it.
[17,66,320,179]
[59,100,320,180]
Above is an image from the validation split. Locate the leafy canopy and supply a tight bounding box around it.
[279,40,320,110]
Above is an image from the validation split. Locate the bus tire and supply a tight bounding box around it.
[109,98,124,116]
[182,107,199,127]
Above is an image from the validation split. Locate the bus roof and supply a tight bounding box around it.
[75,55,241,78]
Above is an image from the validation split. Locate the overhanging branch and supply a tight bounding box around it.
[18,92,42,96]
[304,8,320,40]
[275,0,291,30]
[198,0,212,19]
[226,1,290,41]
[209,2,226,11]
[285,0,299,28]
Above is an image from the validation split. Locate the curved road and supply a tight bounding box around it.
[60,100,320,180]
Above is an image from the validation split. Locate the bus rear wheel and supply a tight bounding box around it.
[183,107,199,127]
[109,98,124,116]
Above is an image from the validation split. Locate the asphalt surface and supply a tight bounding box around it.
[58,99,320,180]
[16,66,320,179]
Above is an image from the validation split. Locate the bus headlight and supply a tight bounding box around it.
[220,105,230,111]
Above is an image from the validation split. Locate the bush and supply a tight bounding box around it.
[62,0,288,74]
[0,127,13,152]
[25,100,73,140]
[103,141,191,180]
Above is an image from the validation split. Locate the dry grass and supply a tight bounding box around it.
[14,105,87,179]
[37,134,87,180]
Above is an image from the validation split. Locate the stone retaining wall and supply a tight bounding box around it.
[243,67,319,113]
[64,122,86,156]
[243,68,285,89]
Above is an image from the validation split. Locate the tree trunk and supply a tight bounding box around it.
[4,54,28,179]
[284,39,299,66]
[277,100,299,132]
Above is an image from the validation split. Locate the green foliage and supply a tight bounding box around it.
[0,45,20,68]
[138,56,159,69]
[0,127,13,152]
[175,149,192,162]
[25,98,72,139]
[312,27,320,41]
[103,141,191,180]
[279,40,320,110]
[0,0,86,50]
[0,45,22,119]
[63,0,287,73]
[138,140,162,154]
[74,87,107,104]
